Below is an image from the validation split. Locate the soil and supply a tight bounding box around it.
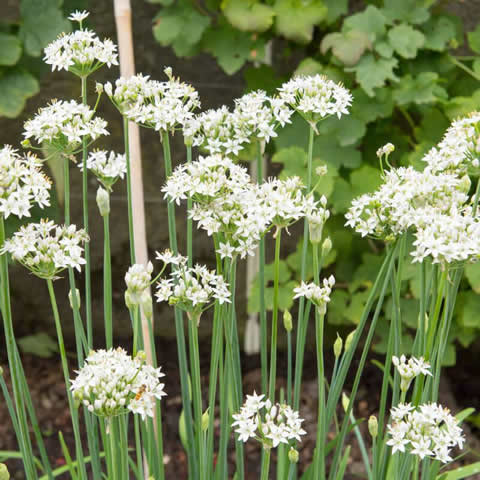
[1,338,480,479]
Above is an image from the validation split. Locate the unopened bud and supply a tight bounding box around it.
[0,462,10,480]
[164,66,173,79]
[342,392,350,413]
[125,290,135,309]
[135,350,147,362]
[96,186,110,217]
[321,237,332,258]
[288,447,299,463]
[21,139,31,149]
[140,291,153,319]
[0,366,3,376]
[333,334,343,358]
[309,221,323,244]
[202,409,209,432]
[283,310,293,332]
[68,288,81,310]
[95,82,103,94]
[345,329,356,352]
[316,165,328,176]
[368,415,378,438]
[459,174,471,193]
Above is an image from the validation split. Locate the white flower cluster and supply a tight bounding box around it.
[44,19,118,75]
[80,150,126,189]
[125,262,154,307]
[23,100,108,152]
[185,90,292,153]
[392,355,432,392]
[104,69,200,132]
[232,392,306,448]
[2,219,89,278]
[70,347,166,421]
[423,113,480,174]
[293,275,335,314]
[387,402,464,463]
[155,251,231,316]
[0,145,51,218]
[163,155,329,259]
[68,10,89,23]
[278,74,352,126]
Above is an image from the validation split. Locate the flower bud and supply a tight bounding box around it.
[459,174,471,193]
[21,139,31,149]
[0,366,3,376]
[68,288,81,310]
[333,334,343,358]
[164,66,173,79]
[96,186,110,217]
[135,350,147,362]
[316,165,328,176]
[0,463,10,480]
[345,329,356,353]
[283,310,293,332]
[140,291,153,319]
[288,447,299,463]
[321,237,332,258]
[341,392,350,413]
[125,290,135,309]
[368,415,378,438]
[309,221,323,244]
[202,409,210,432]
[95,82,104,94]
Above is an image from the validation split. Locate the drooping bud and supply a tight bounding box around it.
[333,334,343,358]
[345,329,356,352]
[68,288,81,310]
[368,415,378,438]
[96,186,110,217]
[288,447,299,463]
[283,310,293,332]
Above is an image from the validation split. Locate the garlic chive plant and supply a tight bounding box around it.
[1,11,479,480]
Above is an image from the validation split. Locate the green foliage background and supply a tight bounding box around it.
[148,0,480,364]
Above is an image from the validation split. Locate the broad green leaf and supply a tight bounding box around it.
[274,0,328,44]
[388,24,425,59]
[352,87,393,123]
[444,90,480,120]
[393,72,447,106]
[147,0,175,4]
[244,65,285,95]
[350,252,384,292]
[294,60,348,84]
[318,115,366,146]
[343,6,386,42]
[382,0,430,25]
[350,165,382,197]
[0,34,22,66]
[460,292,480,328]
[436,462,480,480]
[315,136,362,169]
[385,298,419,329]
[344,290,370,324]
[465,262,480,293]
[272,146,308,178]
[202,24,257,74]
[18,332,58,358]
[328,290,350,325]
[223,0,275,33]
[19,0,71,57]
[347,53,398,96]
[321,30,371,66]
[414,108,449,144]
[375,40,394,58]
[330,177,354,213]
[324,0,348,24]
[423,16,457,51]
[456,407,475,424]
[468,24,480,54]
[0,68,39,118]
[153,3,211,57]
[455,327,476,348]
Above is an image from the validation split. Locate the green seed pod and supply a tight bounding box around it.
[283,310,293,332]
[288,447,299,463]
[96,186,110,217]
[333,334,343,358]
[368,415,378,438]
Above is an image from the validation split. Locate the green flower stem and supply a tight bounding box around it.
[186,145,193,267]
[257,141,268,394]
[425,268,448,359]
[161,131,197,477]
[134,416,145,480]
[188,313,205,480]
[46,279,87,480]
[268,229,282,401]
[260,448,271,480]
[103,211,113,349]
[108,417,120,480]
[0,217,37,479]
[81,76,93,350]
[327,245,398,480]
[217,344,229,479]
[312,243,326,479]
[287,328,292,404]
[123,116,136,264]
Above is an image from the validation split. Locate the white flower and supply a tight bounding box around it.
[44,27,118,75]
[293,276,335,314]
[0,145,51,219]
[23,99,108,153]
[70,347,166,421]
[2,219,89,278]
[376,143,395,158]
[233,394,306,449]
[278,74,352,127]
[125,262,154,306]
[68,10,89,23]
[387,402,464,463]
[392,355,432,392]
[80,150,126,189]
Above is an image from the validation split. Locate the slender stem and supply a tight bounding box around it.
[123,116,136,264]
[260,448,271,480]
[109,418,119,480]
[268,230,282,401]
[103,212,113,348]
[81,76,93,349]
[186,145,193,267]
[449,55,480,82]
[46,279,87,479]
[287,329,292,404]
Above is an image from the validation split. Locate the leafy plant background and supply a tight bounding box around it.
[148,0,480,365]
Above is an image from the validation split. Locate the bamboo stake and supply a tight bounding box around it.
[113,0,153,365]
